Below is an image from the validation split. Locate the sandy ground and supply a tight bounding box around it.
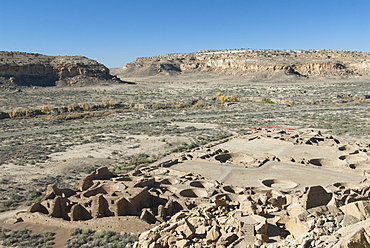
[0,219,70,248]
[171,131,368,190]
[0,207,69,247]
[49,134,186,161]
[172,160,364,190]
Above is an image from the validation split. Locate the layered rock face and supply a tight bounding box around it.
[120,49,370,77]
[0,51,118,87]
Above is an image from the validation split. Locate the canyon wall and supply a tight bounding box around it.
[0,51,119,87]
[120,49,370,78]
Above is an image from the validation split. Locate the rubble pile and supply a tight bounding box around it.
[137,183,370,248]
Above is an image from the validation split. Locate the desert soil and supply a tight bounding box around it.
[1,73,370,246]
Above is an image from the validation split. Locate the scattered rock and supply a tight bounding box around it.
[206,226,221,242]
[340,201,370,221]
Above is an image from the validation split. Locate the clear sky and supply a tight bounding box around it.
[1,0,369,68]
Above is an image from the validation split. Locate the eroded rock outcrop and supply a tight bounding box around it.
[119,49,370,78]
[0,51,121,87]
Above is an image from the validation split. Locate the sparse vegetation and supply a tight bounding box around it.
[2,50,370,247]
[216,92,239,105]
[1,73,370,218]
[229,94,239,102]
[67,103,78,112]
[194,99,206,108]
[284,99,295,106]
[66,228,137,248]
[102,97,115,109]
[41,105,53,114]
[9,109,21,118]
[113,154,158,173]
[261,97,274,103]
[80,102,93,110]
[172,101,189,109]
[0,228,55,248]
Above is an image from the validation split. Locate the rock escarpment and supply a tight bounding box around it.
[0,51,120,87]
[120,49,370,78]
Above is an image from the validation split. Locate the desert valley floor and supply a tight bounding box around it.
[1,72,370,247]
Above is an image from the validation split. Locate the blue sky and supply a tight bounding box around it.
[1,0,369,67]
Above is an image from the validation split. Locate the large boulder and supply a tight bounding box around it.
[285,217,310,238]
[335,227,370,248]
[340,201,370,221]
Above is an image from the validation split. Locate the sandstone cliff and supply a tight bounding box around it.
[0,51,120,87]
[119,49,370,78]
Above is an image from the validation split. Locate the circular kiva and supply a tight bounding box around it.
[222,185,244,194]
[332,182,359,189]
[179,188,208,198]
[308,158,346,167]
[214,153,232,163]
[214,193,247,202]
[160,178,179,185]
[189,180,215,188]
[261,179,299,189]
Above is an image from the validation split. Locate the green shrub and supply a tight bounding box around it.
[113,154,157,173]
[69,227,82,236]
[0,228,55,248]
[261,97,274,103]
[66,229,137,248]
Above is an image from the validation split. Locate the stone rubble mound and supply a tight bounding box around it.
[137,182,370,248]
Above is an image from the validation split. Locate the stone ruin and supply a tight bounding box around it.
[13,163,370,247]
[11,129,370,247]
[23,165,251,225]
[176,128,370,171]
[137,181,370,248]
